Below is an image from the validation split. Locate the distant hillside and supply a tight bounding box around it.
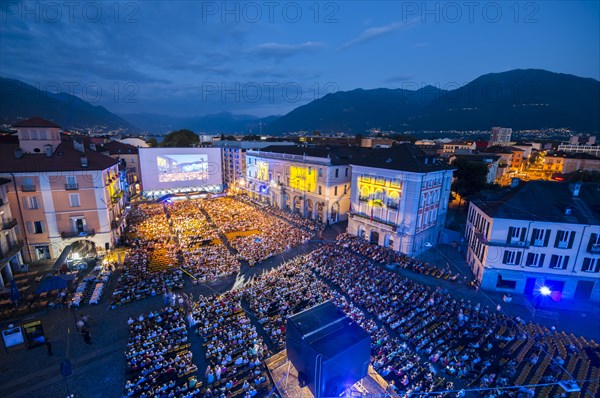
[265,69,600,134]
[120,111,280,134]
[265,86,446,134]
[0,77,139,132]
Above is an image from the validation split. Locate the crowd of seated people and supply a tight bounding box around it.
[191,292,272,397]
[169,201,241,281]
[240,254,444,396]
[337,233,465,283]
[233,195,324,233]
[112,204,183,307]
[307,244,600,398]
[124,307,199,397]
[200,198,311,266]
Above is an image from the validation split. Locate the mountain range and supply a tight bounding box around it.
[0,77,138,132]
[119,112,279,134]
[265,69,600,134]
[1,69,598,135]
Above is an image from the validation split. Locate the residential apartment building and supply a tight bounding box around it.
[466,181,600,302]
[489,127,512,146]
[245,146,353,224]
[0,117,127,262]
[214,140,294,189]
[441,141,476,156]
[568,134,596,145]
[557,143,600,158]
[347,144,455,257]
[0,178,25,290]
[542,152,600,176]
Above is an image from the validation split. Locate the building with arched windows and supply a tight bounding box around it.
[347,144,455,257]
[245,146,353,224]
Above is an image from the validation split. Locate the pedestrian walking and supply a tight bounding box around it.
[46,341,53,356]
[82,327,92,345]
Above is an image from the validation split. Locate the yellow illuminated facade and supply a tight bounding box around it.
[357,175,401,207]
[289,165,317,192]
[257,161,269,181]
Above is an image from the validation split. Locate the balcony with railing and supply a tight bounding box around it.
[22,184,36,192]
[349,211,397,231]
[2,218,17,230]
[61,229,95,239]
[1,240,24,264]
[588,244,600,254]
[65,183,79,190]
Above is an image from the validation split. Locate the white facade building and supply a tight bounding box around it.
[466,181,600,302]
[214,141,294,188]
[557,143,600,158]
[245,146,353,224]
[347,144,455,257]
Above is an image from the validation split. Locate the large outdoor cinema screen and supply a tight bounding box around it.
[139,147,222,191]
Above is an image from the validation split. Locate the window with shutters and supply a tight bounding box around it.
[69,193,80,207]
[554,230,574,249]
[588,233,600,253]
[506,226,526,245]
[549,254,569,269]
[582,258,600,273]
[530,228,549,247]
[29,221,44,234]
[525,252,545,267]
[23,196,40,210]
[502,250,521,265]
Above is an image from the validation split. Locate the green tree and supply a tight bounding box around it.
[451,157,489,200]
[528,151,542,168]
[146,137,158,148]
[160,129,199,147]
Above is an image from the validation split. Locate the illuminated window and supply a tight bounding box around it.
[387,191,399,209]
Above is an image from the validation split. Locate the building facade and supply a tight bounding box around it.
[0,178,25,289]
[441,141,476,156]
[102,141,142,197]
[347,145,455,257]
[245,146,352,224]
[214,141,294,189]
[556,144,600,158]
[0,118,127,262]
[465,181,600,302]
[489,127,513,146]
[542,152,600,176]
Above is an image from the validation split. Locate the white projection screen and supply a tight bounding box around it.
[139,148,222,191]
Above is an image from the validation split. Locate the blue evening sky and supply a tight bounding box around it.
[1,0,598,117]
